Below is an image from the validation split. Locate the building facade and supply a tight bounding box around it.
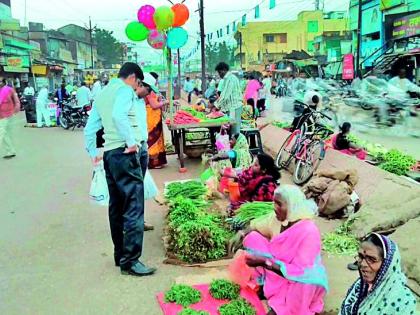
[235,10,348,70]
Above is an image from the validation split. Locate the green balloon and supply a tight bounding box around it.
[125,21,149,42]
[153,6,174,31]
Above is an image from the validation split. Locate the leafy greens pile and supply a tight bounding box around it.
[322,219,359,256]
[165,181,232,263]
[209,279,240,300]
[218,298,257,315]
[378,149,416,176]
[164,284,201,307]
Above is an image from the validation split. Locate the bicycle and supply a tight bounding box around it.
[275,105,333,184]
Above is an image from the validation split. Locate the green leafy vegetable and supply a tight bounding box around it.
[322,219,359,256]
[177,309,210,315]
[166,181,207,201]
[218,298,256,315]
[234,202,273,224]
[164,284,201,307]
[209,279,240,300]
[272,121,291,129]
[378,149,416,176]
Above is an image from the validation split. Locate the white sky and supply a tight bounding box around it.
[10,0,350,62]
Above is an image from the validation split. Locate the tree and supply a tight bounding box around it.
[93,28,123,68]
[205,41,235,73]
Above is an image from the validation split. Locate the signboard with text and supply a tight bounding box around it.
[342,54,354,80]
[380,0,403,11]
[392,12,420,40]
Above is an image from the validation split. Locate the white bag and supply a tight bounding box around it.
[144,170,158,200]
[89,161,109,206]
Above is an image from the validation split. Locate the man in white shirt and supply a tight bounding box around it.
[183,77,195,104]
[76,82,92,108]
[91,79,102,101]
[36,86,51,128]
[23,82,36,124]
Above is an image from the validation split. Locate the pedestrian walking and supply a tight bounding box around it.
[183,77,194,104]
[23,82,37,125]
[0,78,20,159]
[36,86,52,128]
[84,62,156,277]
[214,62,243,135]
[91,79,102,101]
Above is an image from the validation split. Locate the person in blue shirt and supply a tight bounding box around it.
[84,62,156,277]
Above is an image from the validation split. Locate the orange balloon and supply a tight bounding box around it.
[171,3,189,27]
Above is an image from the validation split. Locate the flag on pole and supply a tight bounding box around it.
[255,5,260,18]
[219,28,223,37]
[233,22,237,32]
[242,14,247,26]
[269,0,276,9]
[227,25,230,34]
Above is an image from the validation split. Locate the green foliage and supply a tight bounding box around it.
[272,121,292,129]
[168,197,208,227]
[174,215,232,263]
[322,218,359,256]
[234,202,273,224]
[206,41,236,73]
[164,284,201,307]
[166,181,208,201]
[218,298,256,315]
[93,28,123,67]
[209,279,240,300]
[178,309,209,315]
[378,149,416,176]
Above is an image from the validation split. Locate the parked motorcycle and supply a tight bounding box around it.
[58,98,90,130]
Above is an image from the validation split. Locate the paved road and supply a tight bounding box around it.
[0,113,205,315]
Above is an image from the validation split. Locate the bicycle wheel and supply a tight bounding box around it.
[293,140,323,185]
[275,133,297,169]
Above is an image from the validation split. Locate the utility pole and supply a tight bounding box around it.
[199,0,207,92]
[24,0,27,26]
[89,16,94,69]
[355,0,362,78]
[176,49,182,99]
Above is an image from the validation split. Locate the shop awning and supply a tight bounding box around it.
[3,66,29,73]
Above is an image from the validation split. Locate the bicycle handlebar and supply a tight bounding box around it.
[295,100,332,120]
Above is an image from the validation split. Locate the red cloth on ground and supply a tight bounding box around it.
[157,283,266,315]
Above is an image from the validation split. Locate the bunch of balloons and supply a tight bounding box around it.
[125,3,189,50]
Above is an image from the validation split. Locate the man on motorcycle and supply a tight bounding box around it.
[55,83,69,108]
[76,82,92,109]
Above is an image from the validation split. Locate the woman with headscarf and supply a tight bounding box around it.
[340,233,417,315]
[229,185,329,315]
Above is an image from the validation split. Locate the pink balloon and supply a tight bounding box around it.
[137,5,156,29]
[147,29,166,49]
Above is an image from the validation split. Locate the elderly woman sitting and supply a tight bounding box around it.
[229,185,329,315]
[340,233,417,315]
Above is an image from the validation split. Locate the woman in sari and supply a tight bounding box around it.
[340,233,416,315]
[145,72,168,169]
[229,185,328,315]
[227,153,280,212]
[210,133,253,170]
[332,122,367,161]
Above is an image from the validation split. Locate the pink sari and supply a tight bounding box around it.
[243,220,328,315]
[331,134,367,160]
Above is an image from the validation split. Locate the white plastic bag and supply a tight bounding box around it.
[144,170,158,200]
[89,161,109,206]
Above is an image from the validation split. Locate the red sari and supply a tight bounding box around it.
[230,168,278,213]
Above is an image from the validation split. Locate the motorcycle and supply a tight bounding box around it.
[58,97,90,130]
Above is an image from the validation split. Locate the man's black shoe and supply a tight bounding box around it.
[115,258,120,267]
[121,261,156,277]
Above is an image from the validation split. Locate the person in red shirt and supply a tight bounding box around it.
[0,78,21,159]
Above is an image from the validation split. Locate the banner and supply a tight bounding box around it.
[269,0,276,9]
[391,11,420,40]
[380,0,403,11]
[255,5,260,19]
[342,53,354,80]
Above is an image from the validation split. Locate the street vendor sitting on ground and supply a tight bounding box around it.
[228,185,328,315]
[332,122,367,160]
[223,153,280,213]
[340,233,417,315]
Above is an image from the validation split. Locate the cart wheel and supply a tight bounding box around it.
[179,167,188,173]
